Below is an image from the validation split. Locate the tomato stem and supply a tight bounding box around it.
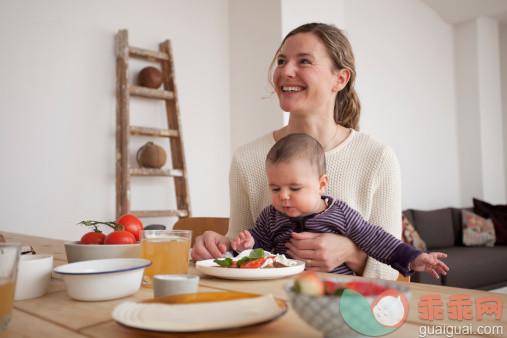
[77,220,117,232]
[114,224,125,231]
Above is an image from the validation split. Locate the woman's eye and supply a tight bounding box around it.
[277,59,286,65]
[300,59,311,64]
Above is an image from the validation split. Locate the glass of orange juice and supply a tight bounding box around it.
[140,230,192,286]
[0,243,21,330]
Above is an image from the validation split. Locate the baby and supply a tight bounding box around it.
[232,133,449,278]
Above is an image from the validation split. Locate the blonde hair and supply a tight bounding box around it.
[268,23,361,131]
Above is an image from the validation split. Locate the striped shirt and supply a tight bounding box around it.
[249,196,421,276]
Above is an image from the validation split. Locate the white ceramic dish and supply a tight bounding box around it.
[112,293,287,332]
[153,275,199,298]
[53,258,151,301]
[15,254,53,300]
[64,241,141,263]
[196,259,305,280]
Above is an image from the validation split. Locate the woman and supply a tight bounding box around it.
[191,23,401,280]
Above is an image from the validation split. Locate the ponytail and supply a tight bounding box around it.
[335,85,360,131]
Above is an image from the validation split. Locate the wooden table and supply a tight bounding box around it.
[1,232,506,337]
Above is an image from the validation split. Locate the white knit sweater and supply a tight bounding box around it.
[228,129,401,280]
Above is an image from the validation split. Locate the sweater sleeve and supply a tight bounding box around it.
[248,206,275,251]
[362,146,402,280]
[227,153,255,240]
[340,202,421,277]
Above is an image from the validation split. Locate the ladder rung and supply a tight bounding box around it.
[129,126,179,138]
[130,168,184,177]
[129,46,169,61]
[129,86,175,100]
[130,209,189,218]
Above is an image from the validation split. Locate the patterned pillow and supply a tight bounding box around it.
[473,198,507,245]
[402,214,427,251]
[462,210,496,247]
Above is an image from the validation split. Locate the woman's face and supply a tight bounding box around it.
[273,32,340,115]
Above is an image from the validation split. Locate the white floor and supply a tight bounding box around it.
[489,286,507,294]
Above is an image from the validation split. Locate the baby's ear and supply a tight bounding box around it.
[319,174,329,194]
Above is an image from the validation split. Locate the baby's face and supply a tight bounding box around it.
[266,158,327,217]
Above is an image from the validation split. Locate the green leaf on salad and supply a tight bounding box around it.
[249,248,265,260]
[213,258,233,267]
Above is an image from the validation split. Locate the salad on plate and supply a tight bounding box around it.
[213,249,298,269]
[196,249,305,280]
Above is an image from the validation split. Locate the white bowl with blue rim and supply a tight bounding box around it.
[53,258,151,301]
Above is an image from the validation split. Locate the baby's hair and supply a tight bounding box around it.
[266,133,326,176]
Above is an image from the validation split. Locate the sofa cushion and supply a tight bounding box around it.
[462,210,496,247]
[402,214,427,251]
[433,246,507,290]
[473,198,507,245]
[408,208,455,249]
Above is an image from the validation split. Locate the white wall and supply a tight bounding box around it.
[455,17,506,205]
[455,20,484,204]
[0,0,231,240]
[229,0,283,152]
[347,0,461,210]
[281,0,346,36]
[502,23,507,199]
[476,17,505,203]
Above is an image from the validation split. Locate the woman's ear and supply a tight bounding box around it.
[332,68,350,92]
[319,174,329,194]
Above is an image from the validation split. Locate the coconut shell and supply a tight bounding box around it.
[136,142,167,169]
[138,67,163,89]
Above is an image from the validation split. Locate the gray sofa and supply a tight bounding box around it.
[402,208,507,290]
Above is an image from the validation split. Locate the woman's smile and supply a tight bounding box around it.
[273,32,339,114]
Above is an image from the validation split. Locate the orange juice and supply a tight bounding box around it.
[141,237,190,285]
[0,277,15,328]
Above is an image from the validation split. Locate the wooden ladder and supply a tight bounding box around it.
[115,29,191,220]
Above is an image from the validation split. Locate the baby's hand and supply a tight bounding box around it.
[231,230,255,252]
[410,252,449,279]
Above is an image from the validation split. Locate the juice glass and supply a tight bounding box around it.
[140,230,192,286]
[0,243,21,330]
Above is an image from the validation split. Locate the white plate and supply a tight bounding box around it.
[112,293,287,332]
[196,258,305,280]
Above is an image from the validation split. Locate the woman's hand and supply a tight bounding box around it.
[190,231,231,262]
[285,232,367,274]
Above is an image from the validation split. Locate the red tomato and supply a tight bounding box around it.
[80,232,106,245]
[116,214,143,241]
[240,258,267,269]
[104,230,136,245]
